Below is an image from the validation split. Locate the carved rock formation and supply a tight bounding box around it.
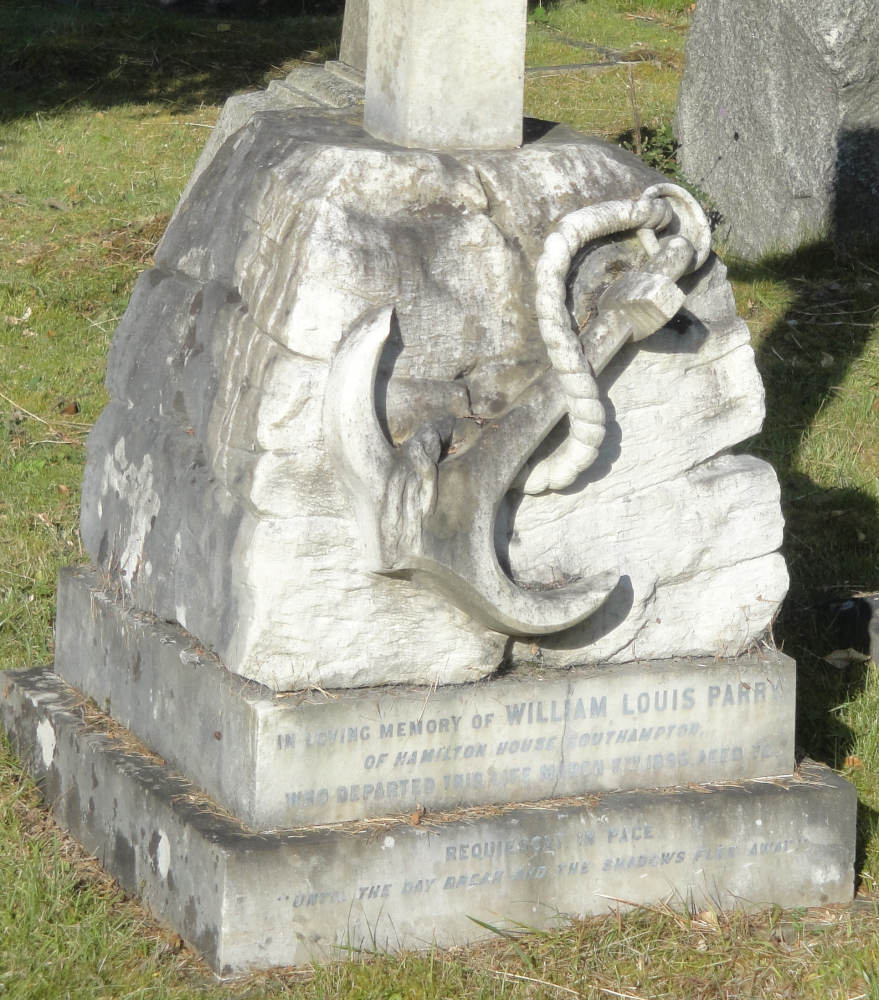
[81,109,788,689]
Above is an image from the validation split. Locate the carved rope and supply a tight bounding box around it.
[520,184,706,495]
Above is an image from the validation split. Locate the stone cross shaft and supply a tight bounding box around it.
[363,0,528,150]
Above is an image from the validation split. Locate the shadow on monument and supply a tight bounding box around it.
[0,0,343,122]
[724,129,879,867]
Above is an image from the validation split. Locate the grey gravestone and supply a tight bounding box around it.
[0,0,857,974]
[338,0,368,77]
[675,0,879,258]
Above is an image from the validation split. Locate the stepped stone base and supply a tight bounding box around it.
[1,667,856,976]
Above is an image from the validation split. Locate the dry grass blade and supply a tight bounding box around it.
[596,989,650,1000]
[0,389,92,437]
[479,966,585,997]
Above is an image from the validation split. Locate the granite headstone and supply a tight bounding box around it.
[676,0,879,258]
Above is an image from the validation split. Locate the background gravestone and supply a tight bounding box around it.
[675,0,879,259]
[338,0,368,77]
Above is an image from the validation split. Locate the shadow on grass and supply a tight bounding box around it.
[0,0,344,121]
[725,235,879,768]
[727,234,879,874]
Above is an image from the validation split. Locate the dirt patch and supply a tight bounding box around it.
[95,214,170,266]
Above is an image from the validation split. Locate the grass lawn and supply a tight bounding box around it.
[2,0,879,996]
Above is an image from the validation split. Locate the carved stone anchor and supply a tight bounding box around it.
[323,184,711,637]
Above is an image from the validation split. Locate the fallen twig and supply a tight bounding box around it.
[0,389,91,445]
[138,122,214,129]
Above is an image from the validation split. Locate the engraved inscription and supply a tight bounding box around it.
[504,698,607,723]
[379,716,464,738]
[279,824,802,915]
[272,672,790,819]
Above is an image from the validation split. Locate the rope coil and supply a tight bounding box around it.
[518,184,709,495]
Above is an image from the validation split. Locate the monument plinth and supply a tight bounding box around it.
[53,566,798,830]
[0,0,856,974]
[1,668,856,976]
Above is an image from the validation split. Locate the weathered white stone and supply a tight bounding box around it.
[364,0,527,149]
[80,111,787,690]
[319,183,716,636]
[181,65,363,203]
[510,455,788,665]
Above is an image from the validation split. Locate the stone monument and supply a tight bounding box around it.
[675,0,879,258]
[1,0,856,976]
